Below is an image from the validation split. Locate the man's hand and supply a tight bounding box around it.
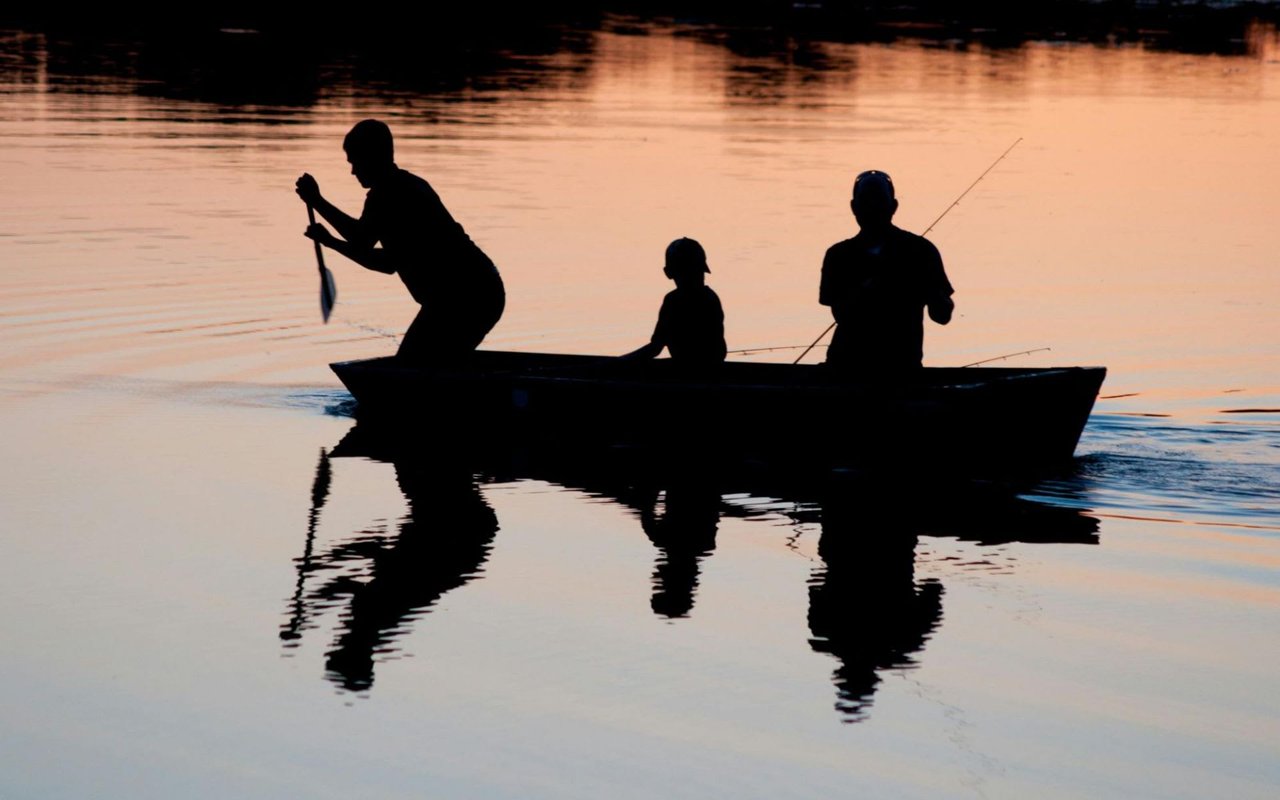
[295,173,322,207]
[928,296,954,325]
[304,222,336,248]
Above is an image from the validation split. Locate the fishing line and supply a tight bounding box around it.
[343,319,403,343]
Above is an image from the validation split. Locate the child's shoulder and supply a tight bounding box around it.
[665,284,719,301]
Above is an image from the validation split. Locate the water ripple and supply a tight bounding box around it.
[1032,413,1280,532]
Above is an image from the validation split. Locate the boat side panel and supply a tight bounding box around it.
[329,355,1105,476]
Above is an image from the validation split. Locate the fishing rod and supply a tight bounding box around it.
[728,344,827,356]
[960,347,1049,368]
[792,137,1024,365]
[733,343,1049,365]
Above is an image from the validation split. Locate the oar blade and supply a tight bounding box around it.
[320,266,337,323]
[307,203,337,323]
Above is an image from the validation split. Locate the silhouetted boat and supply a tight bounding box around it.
[330,351,1106,474]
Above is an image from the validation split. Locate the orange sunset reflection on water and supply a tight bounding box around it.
[1,21,1277,420]
[1,16,1279,800]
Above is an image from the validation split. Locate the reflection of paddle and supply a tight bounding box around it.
[281,447,333,643]
[308,205,337,323]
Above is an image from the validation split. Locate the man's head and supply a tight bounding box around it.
[344,119,395,188]
[850,170,898,230]
[663,237,710,285]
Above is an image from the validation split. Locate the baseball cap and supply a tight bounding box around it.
[665,237,710,274]
[852,170,895,203]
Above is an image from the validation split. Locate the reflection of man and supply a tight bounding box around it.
[819,171,954,370]
[808,484,943,721]
[295,119,505,362]
[315,457,498,692]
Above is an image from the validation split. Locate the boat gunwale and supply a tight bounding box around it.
[330,353,1106,394]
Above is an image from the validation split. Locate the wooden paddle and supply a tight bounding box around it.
[308,205,337,323]
[280,447,332,643]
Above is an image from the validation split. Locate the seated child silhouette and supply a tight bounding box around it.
[623,237,726,366]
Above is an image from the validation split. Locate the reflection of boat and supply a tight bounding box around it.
[298,421,1100,716]
[331,352,1106,475]
[328,420,1101,548]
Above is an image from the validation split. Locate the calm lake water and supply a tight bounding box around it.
[2,15,1278,799]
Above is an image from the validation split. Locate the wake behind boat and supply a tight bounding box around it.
[330,351,1106,476]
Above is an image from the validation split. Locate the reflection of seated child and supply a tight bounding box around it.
[623,237,727,365]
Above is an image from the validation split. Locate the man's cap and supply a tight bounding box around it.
[665,237,710,274]
[852,170,895,203]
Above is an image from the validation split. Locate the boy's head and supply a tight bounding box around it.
[344,119,395,188]
[663,237,710,283]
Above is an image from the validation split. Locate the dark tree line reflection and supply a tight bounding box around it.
[282,424,1097,720]
[2,7,1274,111]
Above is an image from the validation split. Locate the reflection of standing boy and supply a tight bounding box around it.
[820,170,954,371]
[623,238,727,366]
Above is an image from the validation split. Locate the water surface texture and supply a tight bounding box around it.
[2,15,1278,799]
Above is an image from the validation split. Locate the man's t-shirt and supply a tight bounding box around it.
[359,167,503,308]
[819,226,953,369]
[651,285,727,364]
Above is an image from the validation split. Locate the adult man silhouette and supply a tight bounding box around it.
[819,170,954,371]
[296,119,504,362]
